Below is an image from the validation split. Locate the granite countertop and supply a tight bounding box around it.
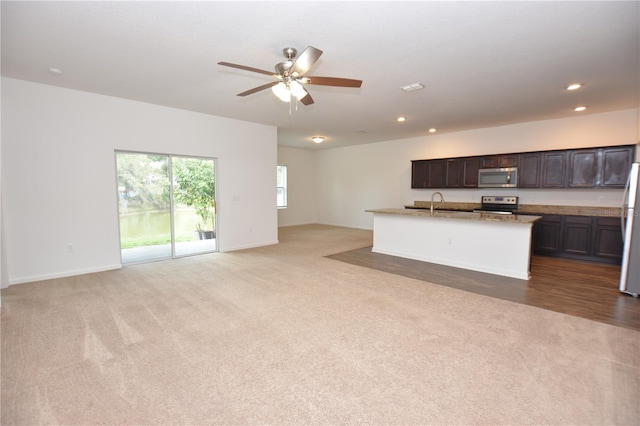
[407,201,623,217]
[367,208,541,224]
[409,201,479,212]
[515,204,623,217]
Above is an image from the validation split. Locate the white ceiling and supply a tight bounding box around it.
[2,1,638,150]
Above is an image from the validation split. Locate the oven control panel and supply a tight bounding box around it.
[481,196,518,205]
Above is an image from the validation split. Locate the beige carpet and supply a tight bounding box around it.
[1,224,639,425]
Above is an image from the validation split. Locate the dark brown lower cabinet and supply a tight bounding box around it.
[532,215,562,255]
[593,217,624,260]
[563,216,593,256]
[532,214,623,264]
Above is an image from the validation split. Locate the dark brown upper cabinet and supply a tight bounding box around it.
[566,146,634,188]
[600,146,635,187]
[462,157,481,188]
[411,159,445,188]
[411,160,428,188]
[517,152,541,188]
[445,159,462,188]
[416,157,480,188]
[541,151,567,188]
[428,160,446,188]
[568,149,599,188]
[481,156,498,168]
[411,144,634,190]
[482,154,518,168]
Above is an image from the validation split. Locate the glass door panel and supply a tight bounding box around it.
[116,152,172,264]
[172,156,216,257]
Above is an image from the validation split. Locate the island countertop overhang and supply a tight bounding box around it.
[366,208,541,224]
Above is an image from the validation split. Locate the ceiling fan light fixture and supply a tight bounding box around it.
[219,46,362,109]
[312,136,325,144]
[290,80,307,100]
[272,82,291,102]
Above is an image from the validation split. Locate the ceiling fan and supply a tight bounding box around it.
[218,46,362,106]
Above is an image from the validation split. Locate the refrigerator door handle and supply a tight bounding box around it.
[621,170,632,242]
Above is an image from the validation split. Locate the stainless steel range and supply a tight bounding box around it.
[473,195,519,214]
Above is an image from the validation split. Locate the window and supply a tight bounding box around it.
[277,165,287,208]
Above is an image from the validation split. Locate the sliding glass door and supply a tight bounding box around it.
[116,152,217,264]
[172,156,216,257]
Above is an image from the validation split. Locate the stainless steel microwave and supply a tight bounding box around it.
[478,167,518,188]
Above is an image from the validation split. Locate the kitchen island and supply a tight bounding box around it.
[366,208,541,280]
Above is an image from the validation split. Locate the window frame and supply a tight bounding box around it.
[276,164,287,209]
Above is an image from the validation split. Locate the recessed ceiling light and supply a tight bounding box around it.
[428,128,437,133]
[567,83,582,91]
[574,106,587,112]
[397,117,406,122]
[311,136,325,144]
[48,67,63,76]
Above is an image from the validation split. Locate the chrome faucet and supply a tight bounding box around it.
[430,191,445,215]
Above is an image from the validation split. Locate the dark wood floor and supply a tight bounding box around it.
[326,247,640,331]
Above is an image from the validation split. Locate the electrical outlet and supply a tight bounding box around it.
[66,244,74,252]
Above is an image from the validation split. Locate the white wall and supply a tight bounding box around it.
[277,146,317,227]
[1,78,278,285]
[314,109,639,230]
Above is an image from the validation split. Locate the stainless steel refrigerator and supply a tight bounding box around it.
[620,162,640,297]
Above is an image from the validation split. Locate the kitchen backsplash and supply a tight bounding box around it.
[410,187,625,208]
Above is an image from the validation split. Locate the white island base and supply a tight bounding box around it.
[368,209,540,280]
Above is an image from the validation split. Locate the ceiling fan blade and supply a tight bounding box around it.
[303,76,363,88]
[237,81,279,97]
[218,62,275,76]
[289,46,323,77]
[299,91,314,105]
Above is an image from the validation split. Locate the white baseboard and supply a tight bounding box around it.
[277,221,316,228]
[8,264,123,286]
[221,240,279,252]
[316,221,373,231]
